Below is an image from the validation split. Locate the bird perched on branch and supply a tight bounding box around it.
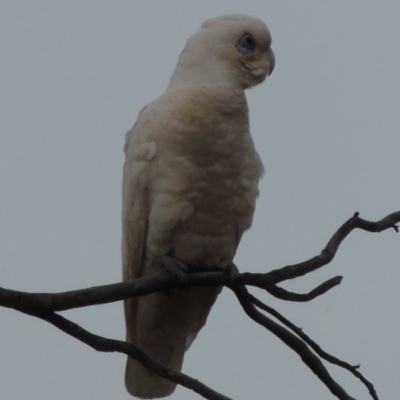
[122,14,275,398]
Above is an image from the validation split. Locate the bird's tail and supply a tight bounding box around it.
[124,338,186,398]
[124,292,187,398]
[124,286,220,398]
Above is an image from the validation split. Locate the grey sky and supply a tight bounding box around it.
[1,1,399,399]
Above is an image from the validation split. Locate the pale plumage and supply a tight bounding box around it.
[122,14,274,398]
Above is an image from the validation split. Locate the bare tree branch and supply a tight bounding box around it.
[2,211,398,315]
[20,308,233,400]
[230,285,357,400]
[0,270,338,314]
[1,211,398,399]
[242,291,378,400]
[264,276,343,301]
[236,211,400,288]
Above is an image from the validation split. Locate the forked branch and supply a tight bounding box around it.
[1,211,398,399]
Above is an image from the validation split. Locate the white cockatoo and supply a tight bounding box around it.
[122,14,275,398]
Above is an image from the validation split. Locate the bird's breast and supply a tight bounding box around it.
[147,86,263,267]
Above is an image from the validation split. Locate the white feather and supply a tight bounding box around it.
[122,14,274,398]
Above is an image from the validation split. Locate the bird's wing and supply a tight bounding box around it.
[122,100,188,398]
[122,103,156,336]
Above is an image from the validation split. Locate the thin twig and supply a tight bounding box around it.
[265,276,343,301]
[243,291,379,400]
[230,285,357,400]
[20,309,232,400]
[259,211,400,286]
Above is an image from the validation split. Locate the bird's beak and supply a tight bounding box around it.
[243,46,275,83]
[265,47,275,76]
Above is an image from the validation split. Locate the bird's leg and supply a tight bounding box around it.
[156,255,190,284]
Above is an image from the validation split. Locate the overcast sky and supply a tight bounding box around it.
[1,1,399,399]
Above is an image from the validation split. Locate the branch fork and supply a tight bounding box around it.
[2,211,399,400]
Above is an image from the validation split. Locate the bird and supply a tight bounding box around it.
[122,14,275,398]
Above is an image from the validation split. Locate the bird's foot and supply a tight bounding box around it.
[219,261,239,276]
[156,255,189,284]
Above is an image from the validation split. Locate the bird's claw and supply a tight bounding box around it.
[220,261,239,276]
[157,255,190,284]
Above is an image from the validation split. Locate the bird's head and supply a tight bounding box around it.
[169,15,275,90]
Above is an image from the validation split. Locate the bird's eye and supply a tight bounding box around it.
[236,33,256,55]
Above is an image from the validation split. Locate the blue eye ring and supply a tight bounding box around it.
[236,33,256,55]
